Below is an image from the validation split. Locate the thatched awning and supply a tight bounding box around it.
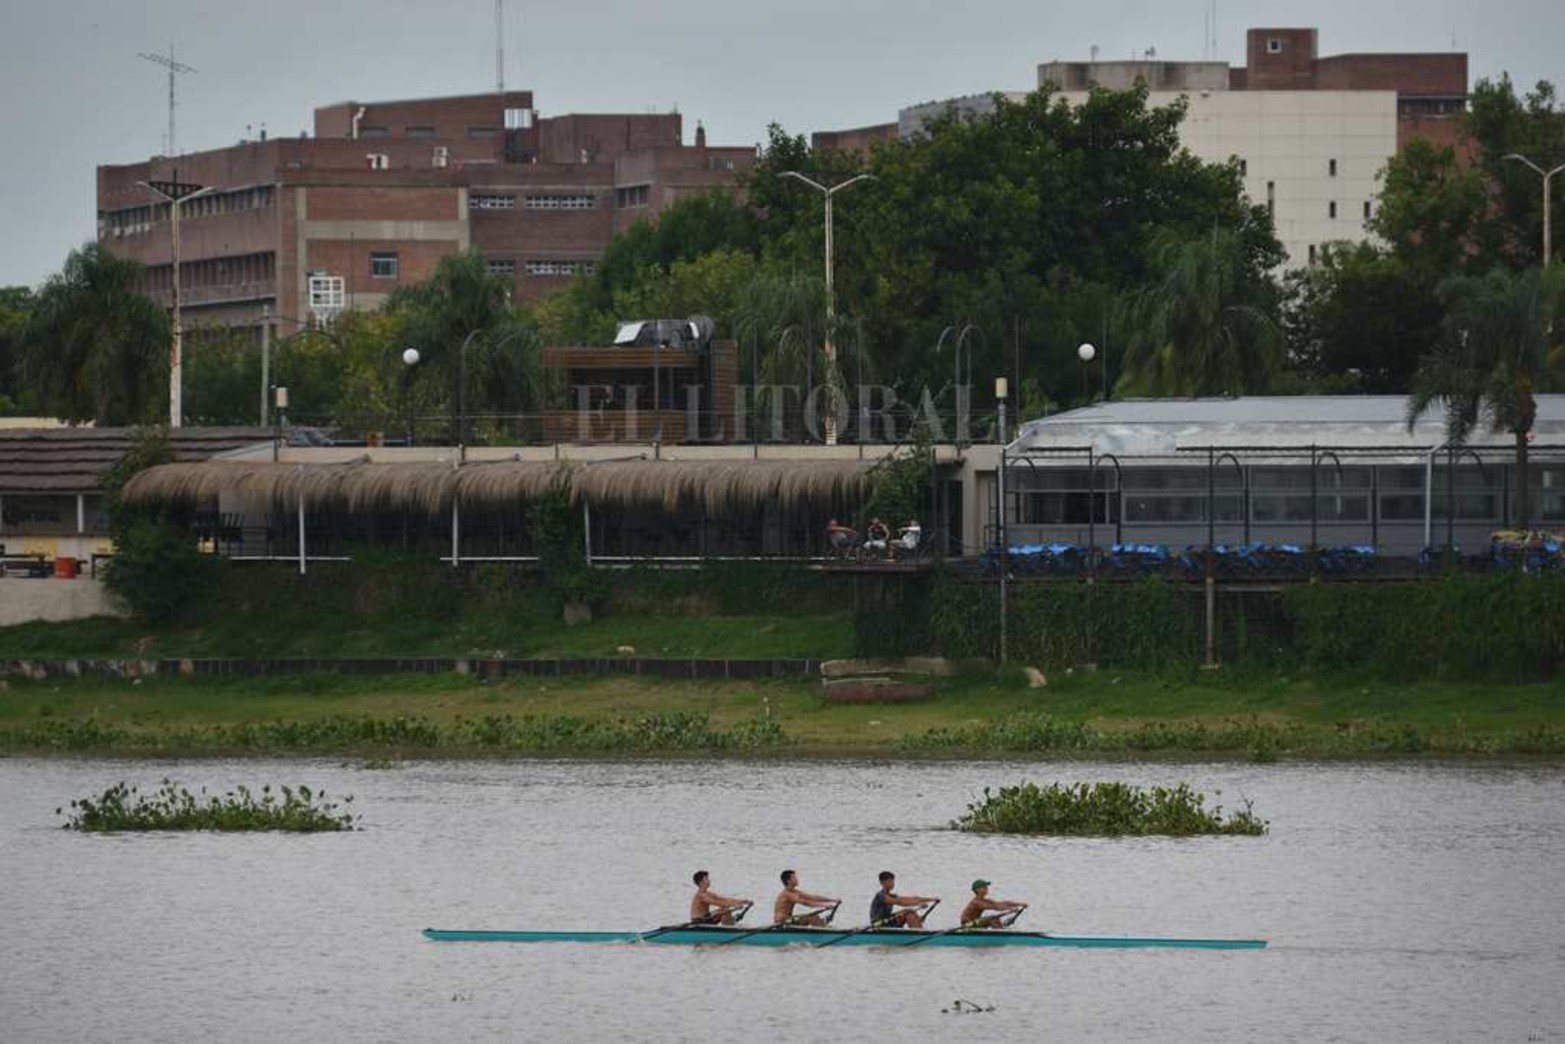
[123,460,570,514]
[120,458,872,515]
[569,459,873,513]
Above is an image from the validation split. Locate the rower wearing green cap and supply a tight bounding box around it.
[959,879,1028,929]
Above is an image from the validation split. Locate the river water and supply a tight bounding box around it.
[1,756,1561,1043]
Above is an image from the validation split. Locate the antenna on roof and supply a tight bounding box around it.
[495,0,504,92]
[139,42,196,156]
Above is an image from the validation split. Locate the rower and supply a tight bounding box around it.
[870,870,938,928]
[773,870,840,927]
[959,879,1027,929]
[690,870,751,926]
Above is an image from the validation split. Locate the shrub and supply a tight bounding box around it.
[60,780,355,832]
[955,781,1266,836]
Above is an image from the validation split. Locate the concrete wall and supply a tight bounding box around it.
[0,578,126,627]
[1058,88,1398,268]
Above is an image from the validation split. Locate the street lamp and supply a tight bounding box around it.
[995,375,1010,665]
[779,170,874,445]
[1503,153,1565,268]
[454,326,534,461]
[139,170,215,427]
[402,348,420,447]
[1078,342,1097,402]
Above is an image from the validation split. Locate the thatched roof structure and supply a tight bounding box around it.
[123,460,570,513]
[120,458,873,514]
[570,459,873,513]
[0,426,273,494]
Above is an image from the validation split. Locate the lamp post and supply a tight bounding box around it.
[995,375,1010,665]
[454,326,534,460]
[1077,342,1097,402]
[402,348,420,447]
[140,171,214,427]
[271,385,288,462]
[1504,153,1565,267]
[779,170,874,445]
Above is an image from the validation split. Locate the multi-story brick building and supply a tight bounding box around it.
[856,27,1467,268]
[97,90,756,336]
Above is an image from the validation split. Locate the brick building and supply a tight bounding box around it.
[96,91,756,336]
[853,27,1467,268]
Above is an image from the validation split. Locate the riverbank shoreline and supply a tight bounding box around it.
[4,669,1562,760]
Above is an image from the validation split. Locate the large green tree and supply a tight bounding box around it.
[1465,77,1565,269]
[1118,228,1282,396]
[20,244,170,424]
[1407,265,1565,528]
[389,249,543,439]
[1283,243,1441,393]
[0,286,32,414]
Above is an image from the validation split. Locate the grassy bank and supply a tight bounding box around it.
[0,612,850,661]
[3,668,1562,758]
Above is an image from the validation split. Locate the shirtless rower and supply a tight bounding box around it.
[869,870,938,929]
[959,879,1027,928]
[773,870,840,927]
[690,870,751,926]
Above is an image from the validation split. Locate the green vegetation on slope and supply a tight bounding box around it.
[3,668,1562,759]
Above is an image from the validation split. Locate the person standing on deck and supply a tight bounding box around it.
[959,880,1027,928]
[870,870,937,928]
[773,870,839,926]
[690,870,750,925]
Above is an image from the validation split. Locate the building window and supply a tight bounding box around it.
[504,107,534,129]
[308,274,345,317]
[615,184,650,208]
[1328,201,1337,219]
[1267,38,1283,54]
[1329,158,1338,177]
[1308,244,1317,266]
[525,260,596,277]
[469,194,516,209]
[359,125,390,139]
[525,194,596,210]
[1266,181,1275,217]
[486,259,516,276]
[1238,158,1248,176]
[406,126,436,140]
[466,126,500,139]
[370,252,399,279]
[1364,200,1372,221]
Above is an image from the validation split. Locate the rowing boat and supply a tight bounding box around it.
[422,926,1266,950]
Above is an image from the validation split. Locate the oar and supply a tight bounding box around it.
[718,899,842,946]
[643,900,753,941]
[901,903,1028,948]
[814,899,939,949]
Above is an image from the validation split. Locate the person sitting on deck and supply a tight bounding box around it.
[863,518,891,557]
[773,870,840,926]
[827,518,858,558]
[690,870,750,925]
[892,519,922,559]
[959,879,1027,928]
[870,870,937,928]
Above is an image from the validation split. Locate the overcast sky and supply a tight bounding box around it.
[1,0,1560,288]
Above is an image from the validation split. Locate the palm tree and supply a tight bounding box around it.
[1407,265,1565,528]
[389,250,542,440]
[21,244,169,423]
[1119,227,1281,397]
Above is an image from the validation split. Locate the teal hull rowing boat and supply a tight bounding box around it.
[422,926,1266,950]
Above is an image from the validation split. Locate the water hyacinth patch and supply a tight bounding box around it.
[955,781,1266,837]
[59,780,356,832]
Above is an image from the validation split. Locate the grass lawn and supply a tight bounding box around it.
[4,667,1563,758]
[0,612,853,661]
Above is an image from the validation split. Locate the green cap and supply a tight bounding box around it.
[971,879,991,891]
